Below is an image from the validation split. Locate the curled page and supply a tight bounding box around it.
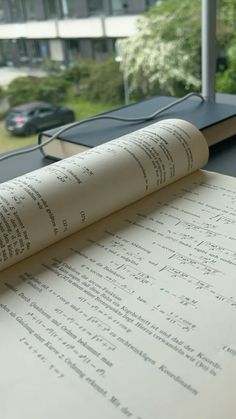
[0,119,208,270]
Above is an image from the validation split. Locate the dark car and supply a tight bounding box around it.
[5,101,75,136]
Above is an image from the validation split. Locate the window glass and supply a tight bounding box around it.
[110,0,128,15]
[28,39,45,63]
[39,106,53,114]
[17,39,29,64]
[43,0,58,19]
[92,39,108,60]
[28,109,36,117]
[24,0,37,20]
[66,39,80,63]
[0,40,12,65]
[93,39,108,53]
[61,0,77,18]
[9,0,24,21]
[0,0,5,22]
[88,0,103,16]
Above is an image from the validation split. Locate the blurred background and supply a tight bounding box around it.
[0,0,235,152]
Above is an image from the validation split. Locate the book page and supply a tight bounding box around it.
[1,170,236,419]
[0,119,208,271]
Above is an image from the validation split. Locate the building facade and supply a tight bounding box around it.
[0,0,156,67]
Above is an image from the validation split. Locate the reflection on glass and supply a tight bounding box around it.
[66,39,80,63]
[0,0,5,22]
[61,0,77,18]
[43,0,58,19]
[88,0,103,15]
[9,0,24,21]
[110,0,128,15]
[24,0,37,20]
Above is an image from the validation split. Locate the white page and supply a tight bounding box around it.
[0,119,208,270]
[1,170,236,419]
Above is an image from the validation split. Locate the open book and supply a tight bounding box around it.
[1,119,236,418]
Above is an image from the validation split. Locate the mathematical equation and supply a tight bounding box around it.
[159,266,236,310]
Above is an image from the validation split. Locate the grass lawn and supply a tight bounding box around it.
[0,97,122,153]
[0,123,36,153]
[64,97,122,120]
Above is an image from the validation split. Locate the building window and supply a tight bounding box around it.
[24,0,37,20]
[28,39,47,63]
[110,0,128,15]
[61,0,77,18]
[9,0,24,22]
[92,39,108,60]
[0,0,5,22]
[17,39,29,64]
[43,0,58,19]
[66,39,81,63]
[32,40,41,62]
[88,0,103,16]
[145,0,157,9]
[0,40,11,65]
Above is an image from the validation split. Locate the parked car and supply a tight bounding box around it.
[5,101,75,136]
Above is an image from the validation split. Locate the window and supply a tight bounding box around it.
[31,40,41,62]
[39,106,54,115]
[9,0,24,22]
[0,40,12,65]
[92,39,108,60]
[28,109,36,117]
[88,0,103,16]
[145,0,157,9]
[40,40,49,60]
[17,39,29,64]
[61,0,77,18]
[24,0,37,20]
[28,39,46,63]
[66,39,80,63]
[43,0,58,19]
[0,0,5,22]
[110,0,128,15]
[93,39,108,53]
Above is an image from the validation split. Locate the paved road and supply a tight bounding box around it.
[0,66,46,87]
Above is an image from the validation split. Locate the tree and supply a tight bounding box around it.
[118,0,201,99]
[216,0,236,93]
[118,0,236,99]
[84,58,124,104]
[7,75,69,106]
[216,42,236,93]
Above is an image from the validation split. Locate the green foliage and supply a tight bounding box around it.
[119,0,201,99]
[36,75,69,103]
[7,75,69,106]
[64,60,93,83]
[63,96,121,120]
[7,77,39,106]
[84,59,124,104]
[118,0,236,98]
[0,85,6,101]
[41,59,64,73]
[7,59,124,108]
[215,2,236,93]
[64,58,124,103]
[63,60,94,96]
[216,41,236,93]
